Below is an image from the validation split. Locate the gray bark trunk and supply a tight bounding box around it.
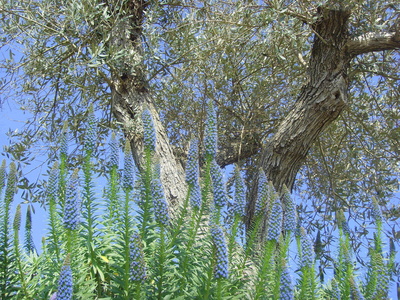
[111,84,187,208]
[247,8,352,226]
[112,82,187,208]
[108,0,187,209]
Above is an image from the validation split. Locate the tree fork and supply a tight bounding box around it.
[247,7,352,227]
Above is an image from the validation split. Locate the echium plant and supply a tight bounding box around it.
[255,168,269,216]
[63,169,80,231]
[210,159,227,208]
[232,165,246,218]
[24,205,36,254]
[130,233,147,283]
[123,141,135,191]
[298,227,317,300]
[142,108,157,151]
[151,164,170,227]
[254,190,283,299]
[47,161,61,260]
[0,161,17,300]
[0,159,6,192]
[335,209,354,298]
[185,139,202,209]
[210,224,229,279]
[84,104,97,153]
[266,198,283,242]
[57,255,73,300]
[281,185,297,233]
[13,204,30,298]
[364,197,390,299]
[186,139,199,186]
[109,131,119,168]
[280,264,294,300]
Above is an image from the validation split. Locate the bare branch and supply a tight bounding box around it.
[346,30,400,57]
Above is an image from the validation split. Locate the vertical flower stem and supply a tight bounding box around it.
[140,149,153,237]
[216,278,223,300]
[254,240,276,299]
[13,205,30,299]
[48,162,61,262]
[228,215,241,261]
[240,214,263,272]
[156,226,166,300]
[108,164,120,229]
[203,249,214,300]
[123,189,132,300]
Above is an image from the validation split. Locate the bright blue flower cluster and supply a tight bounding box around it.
[57,263,73,300]
[233,165,246,217]
[300,227,315,268]
[210,224,229,279]
[84,107,97,152]
[204,101,217,157]
[151,174,170,226]
[210,159,227,208]
[186,139,202,209]
[109,132,119,168]
[46,162,59,200]
[63,170,81,230]
[123,142,135,191]
[255,169,268,215]
[142,109,157,151]
[280,265,294,300]
[267,198,283,241]
[130,233,147,283]
[189,182,202,210]
[281,186,297,232]
[185,139,199,186]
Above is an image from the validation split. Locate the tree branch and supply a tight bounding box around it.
[346,29,400,57]
[217,133,262,168]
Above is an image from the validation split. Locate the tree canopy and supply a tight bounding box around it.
[1,0,399,279]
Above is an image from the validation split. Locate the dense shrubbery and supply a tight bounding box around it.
[0,104,395,299]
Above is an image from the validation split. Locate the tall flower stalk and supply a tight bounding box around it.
[298,227,317,299]
[122,141,135,299]
[186,139,202,210]
[0,162,18,300]
[57,255,73,300]
[365,197,390,299]
[47,161,61,260]
[204,100,217,158]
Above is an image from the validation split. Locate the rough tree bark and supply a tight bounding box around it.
[246,6,400,227]
[109,0,187,208]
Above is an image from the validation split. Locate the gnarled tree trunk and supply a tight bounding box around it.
[246,6,400,228]
[108,0,187,209]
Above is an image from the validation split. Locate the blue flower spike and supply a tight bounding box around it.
[63,169,81,231]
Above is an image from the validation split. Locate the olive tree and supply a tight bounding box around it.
[1,0,399,252]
